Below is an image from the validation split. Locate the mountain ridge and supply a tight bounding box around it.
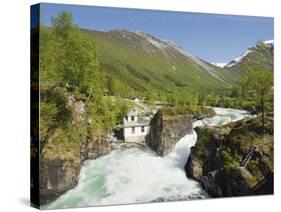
[81,28,239,94]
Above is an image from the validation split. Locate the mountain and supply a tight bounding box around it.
[82,29,239,94]
[225,40,274,71]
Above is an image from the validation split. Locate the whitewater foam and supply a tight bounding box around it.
[44,107,251,209]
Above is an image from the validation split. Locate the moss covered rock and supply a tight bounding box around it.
[39,88,111,203]
[185,117,273,197]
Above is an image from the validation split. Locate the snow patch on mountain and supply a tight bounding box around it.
[226,50,252,68]
[264,39,273,45]
[225,39,273,68]
[263,40,274,48]
[211,63,227,68]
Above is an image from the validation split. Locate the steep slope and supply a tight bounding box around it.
[82,29,238,94]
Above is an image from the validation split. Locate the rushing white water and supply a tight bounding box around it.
[193,107,252,128]
[44,107,251,209]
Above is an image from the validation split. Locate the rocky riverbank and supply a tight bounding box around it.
[39,89,111,203]
[185,116,273,197]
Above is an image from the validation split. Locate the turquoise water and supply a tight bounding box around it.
[44,107,250,209]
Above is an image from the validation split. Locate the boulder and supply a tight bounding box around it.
[145,110,193,156]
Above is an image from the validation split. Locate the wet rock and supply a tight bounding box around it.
[185,117,273,197]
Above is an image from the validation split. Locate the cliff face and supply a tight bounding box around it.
[145,110,193,156]
[185,117,273,197]
[39,92,111,203]
[40,157,81,202]
[84,135,111,160]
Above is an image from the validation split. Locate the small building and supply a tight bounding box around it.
[123,109,151,143]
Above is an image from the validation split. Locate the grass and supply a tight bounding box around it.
[83,29,235,95]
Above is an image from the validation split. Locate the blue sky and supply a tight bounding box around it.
[37,3,273,63]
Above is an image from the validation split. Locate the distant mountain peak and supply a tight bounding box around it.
[225,50,253,68]
[211,63,227,68]
[225,39,273,68]
[263,39,273,45]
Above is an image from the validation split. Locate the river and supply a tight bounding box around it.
[44,107,251,209]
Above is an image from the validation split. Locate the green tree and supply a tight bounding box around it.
[109,77,115,96]
[240,41,273,131]
[41,11,103,97]
[231,85,242,98]
[51,11,75,39]
[146,90,157,106]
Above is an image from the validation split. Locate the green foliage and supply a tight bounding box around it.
[195,128,213,157]
[146,90,157,106]
[240,45,273,100]
[84,28,236,98]
[40,11,103,96]
[40,87,72,142]
[39,86,87,159]
[220,149,240,169]
[197,106,216,118]
[212,41,274,112]
[42,127,81,159]
[239,41,273,127]
[40,102,57,141]
[87,96,130,135]
[51,11,75,39]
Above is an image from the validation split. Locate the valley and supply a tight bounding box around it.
[32,10,274,208]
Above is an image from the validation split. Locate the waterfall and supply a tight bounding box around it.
[44,107,251,209]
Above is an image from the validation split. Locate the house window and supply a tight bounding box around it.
[131,116,135,121]
[141,126,145,133]
[131,127,135,134]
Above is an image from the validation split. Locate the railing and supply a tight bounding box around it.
[241,145,256,167]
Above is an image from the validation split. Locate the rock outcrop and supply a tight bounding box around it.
[145,110,193,156]
[185,117,273,197]
[39,92,111,203]
[84,135,111,160]
[40,157,81,202]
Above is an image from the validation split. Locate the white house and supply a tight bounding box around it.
[123,109,151,143]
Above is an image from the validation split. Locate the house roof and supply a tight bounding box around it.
[124,116,150,127]
[127,109,138,117]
